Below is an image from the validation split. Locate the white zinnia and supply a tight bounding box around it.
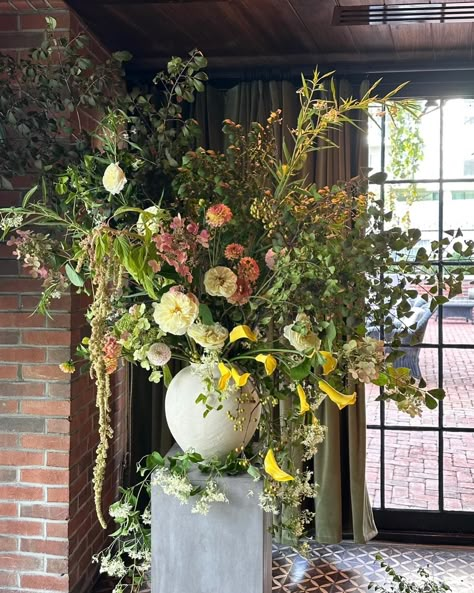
[146,342,172,366]
[283,313,320,352]
[152,291,199,336]
[187,322,228,351]
[102,162,127,195]
[204,266,238,298]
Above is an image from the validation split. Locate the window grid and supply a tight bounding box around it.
[368,98,474,516]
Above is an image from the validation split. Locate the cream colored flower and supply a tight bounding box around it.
[187,322,228,351]
[204,266,237,298]
[152,291,199,335]
[102,162,127,194]
[283,313,320,352]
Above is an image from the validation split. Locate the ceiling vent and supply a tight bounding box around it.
[333,3,474,25]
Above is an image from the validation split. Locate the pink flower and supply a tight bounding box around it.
[205,204,233,228]
[265,248,276,270]
[169,285,185,294]
[170,215,185,230]
[148,259,161,273]
[224,243,245,261]
[238,257,260,283]
[197,230,210,248]
[227,277,253,306]
[103,335,122,359]
[186,221,199,235]
[103,335,122,375]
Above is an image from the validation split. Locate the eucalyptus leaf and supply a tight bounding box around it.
[65,263,84,287]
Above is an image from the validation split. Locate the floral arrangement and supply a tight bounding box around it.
[2,27,473,591]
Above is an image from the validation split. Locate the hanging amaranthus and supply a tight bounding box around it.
[86,230,124,528]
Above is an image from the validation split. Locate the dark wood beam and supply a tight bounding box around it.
[75,0,228,4]
[128,49,473,73]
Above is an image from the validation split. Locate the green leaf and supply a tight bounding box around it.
[247,465,261,481]
[65,263,84,287]
[325,321,336,350]
[146,451,164,470]
[428,388,445,401]
[45,16,57,30]
[372,372,388,387]
[425,394,438,410]
[289,356,312,381]
[199,303,214,325]
[112,50,133,62]
[368,171,387,185]
[0,176,13,191]
[165,148,178,167]
[22,185,38,207]
[163,364,172,388]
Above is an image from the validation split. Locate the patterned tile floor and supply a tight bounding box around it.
[366,318,474,512]
[92,542,474,593]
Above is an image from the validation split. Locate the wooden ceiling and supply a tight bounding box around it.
[66,0,474,73]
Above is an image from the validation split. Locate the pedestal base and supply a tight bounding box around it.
[151,447,272,593]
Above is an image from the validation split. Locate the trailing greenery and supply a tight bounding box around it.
[370,554,452,593]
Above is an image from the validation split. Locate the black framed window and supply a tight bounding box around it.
[366,98,474,537]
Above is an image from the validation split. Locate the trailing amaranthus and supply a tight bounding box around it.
[86,230,124,528]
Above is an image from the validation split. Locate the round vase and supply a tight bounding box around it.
[165,365,261,459]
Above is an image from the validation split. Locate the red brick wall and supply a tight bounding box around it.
[0,5,129,593]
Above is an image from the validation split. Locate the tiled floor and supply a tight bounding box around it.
[366,317,474,512]
[92,542,474,592]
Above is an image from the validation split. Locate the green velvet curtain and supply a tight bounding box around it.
[131,77,377,543]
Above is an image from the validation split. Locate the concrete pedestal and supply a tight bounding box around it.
[151,447,272,593]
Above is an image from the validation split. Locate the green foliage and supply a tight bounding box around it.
[370,555,452,593]
[0,18,124,185]
[386,103,426,223]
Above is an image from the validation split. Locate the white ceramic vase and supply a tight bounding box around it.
[165,365,261,459]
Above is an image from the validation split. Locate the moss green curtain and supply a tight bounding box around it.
[192,78,377,544]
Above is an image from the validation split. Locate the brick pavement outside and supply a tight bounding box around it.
[366,317,474,512]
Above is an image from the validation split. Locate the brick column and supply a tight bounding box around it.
[0,4,128,593]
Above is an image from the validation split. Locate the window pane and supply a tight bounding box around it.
[444,432,474,511]
[442,182,474,240]
[366,382,380,426]
[443,349,474,428]
[384,183,439,249]
[384,430,439,510]
[385,348,439,427]
[440,306,474,344]
[443,99,474,180]
[385,99,440,181]
[367,428,381,509]
[368,105,383,173]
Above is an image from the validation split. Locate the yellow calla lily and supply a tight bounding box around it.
[218,362,232,391]
[318,379,357,410]
[297,384,310,415]
[231,367,251,387]
[255,354,277,376]
[264,449,294,482]
[229,325,257,344]
[320,351,337,375]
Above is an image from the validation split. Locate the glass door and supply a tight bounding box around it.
[366,98,474,540]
